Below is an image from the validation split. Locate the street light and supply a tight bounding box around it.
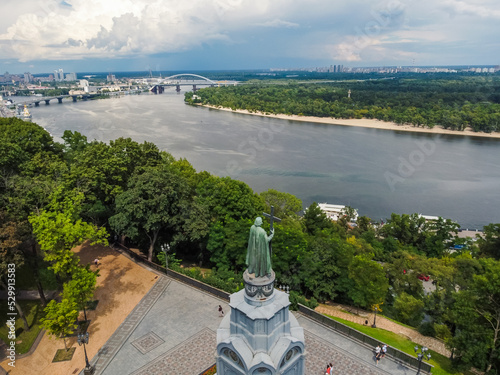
[414,345,431,375]
[372,306,378,328]
[160,243,170,269]
[77,332,95,375]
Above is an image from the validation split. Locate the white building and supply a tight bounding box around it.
[317,203,359,222]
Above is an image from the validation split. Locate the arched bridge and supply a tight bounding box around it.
[163,73,217,85]
[150,73,237,94]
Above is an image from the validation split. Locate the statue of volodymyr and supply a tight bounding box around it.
[246,217,274,278]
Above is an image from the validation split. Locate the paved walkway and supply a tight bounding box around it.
[316,304,451,357]
[91,275,422,375]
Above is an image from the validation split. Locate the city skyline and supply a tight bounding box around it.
[0,0,499,74]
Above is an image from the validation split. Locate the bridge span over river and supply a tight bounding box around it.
[149,73,238,94]
[12,73,237,107]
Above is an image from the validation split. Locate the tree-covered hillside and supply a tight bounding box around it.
[185,76,500,133]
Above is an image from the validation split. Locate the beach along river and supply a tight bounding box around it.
[24,90,500,229]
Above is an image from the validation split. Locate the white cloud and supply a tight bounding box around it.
[440,0,500,19]
[255,19,299,28]
[0,0,498,65]
[0,0,276,61]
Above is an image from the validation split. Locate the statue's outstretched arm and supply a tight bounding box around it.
[268,228,274,241]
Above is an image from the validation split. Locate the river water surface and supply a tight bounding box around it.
[22,90,500,229]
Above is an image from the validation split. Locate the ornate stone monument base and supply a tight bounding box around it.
[216,271,305,375]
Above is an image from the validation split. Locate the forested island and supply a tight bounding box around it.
[185,75,500,133]
[1,117,500,373]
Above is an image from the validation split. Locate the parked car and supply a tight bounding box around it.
[417,274,430,281]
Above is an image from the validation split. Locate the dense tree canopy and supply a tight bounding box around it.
[186,76,500,133]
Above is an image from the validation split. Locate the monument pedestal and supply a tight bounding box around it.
[216,270,305,375]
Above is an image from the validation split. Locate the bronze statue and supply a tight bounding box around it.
[246,217,274,278]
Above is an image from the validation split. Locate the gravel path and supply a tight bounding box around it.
[315,303,451,357]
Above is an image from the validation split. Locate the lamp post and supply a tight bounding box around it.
[160,243,170,269]
[372,306,378,328]
[77,332,95,375]
[414,345,431,375]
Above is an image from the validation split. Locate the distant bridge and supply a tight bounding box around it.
[150,73,237,94]
[13,92,120,107]
[164,73,217,85]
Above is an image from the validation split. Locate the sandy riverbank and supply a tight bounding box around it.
[201,105,500,139]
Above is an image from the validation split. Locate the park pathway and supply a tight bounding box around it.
[315,304,451,357]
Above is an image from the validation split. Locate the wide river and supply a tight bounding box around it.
[21,90,500,229]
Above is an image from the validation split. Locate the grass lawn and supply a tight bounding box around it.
[52,347,75,362]
[0,300,44,354]
[326,314,470,375]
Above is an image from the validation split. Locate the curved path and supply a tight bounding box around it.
[315,304,451,357]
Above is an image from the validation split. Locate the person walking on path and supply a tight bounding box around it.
[218,305,224,317]
[381,344,387,358]
[94,258,99,266]
[375,344,381,365]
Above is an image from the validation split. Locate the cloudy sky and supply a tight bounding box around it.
[0,0,499,73]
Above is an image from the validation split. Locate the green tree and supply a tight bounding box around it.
[259,189,303,218]
[0,212,30,331]
[110,165,187,261]
[197,175,263,224]
[40,297,79,351]
[393,292,425,326]
[0,118,58,174]
[380,213,428,251]
[62,266,97,321]
[303,202,333,235]
[450,258,500,373]
[347,256,389,309]
[173,198,211,266]
[424,217,460,258]
[206,218,252,270]
[477,223,500,260]
[299,232,339,301]
[271,219,309,293]
[29,192,108,277]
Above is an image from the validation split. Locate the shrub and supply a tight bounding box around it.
[433,323,452,341]
[289,291,318,311]
[418,321,436,337]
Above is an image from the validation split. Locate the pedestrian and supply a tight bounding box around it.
[218,305,224,317]
[94,258,99,266]
[381,344,387,358]
[375,344,381,365]
[325,363,331,375]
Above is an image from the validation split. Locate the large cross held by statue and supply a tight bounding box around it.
[263,206,281,258]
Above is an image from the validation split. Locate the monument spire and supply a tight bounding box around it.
[216,216,305,375]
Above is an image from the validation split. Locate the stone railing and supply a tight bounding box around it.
[114,244,230,302]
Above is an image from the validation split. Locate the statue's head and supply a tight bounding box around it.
[254,217,263,226]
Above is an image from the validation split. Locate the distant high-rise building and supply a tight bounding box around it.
[65,72,77,81]
[107,73,116,82]
[24,72,33,83]
[54,68,64,81]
